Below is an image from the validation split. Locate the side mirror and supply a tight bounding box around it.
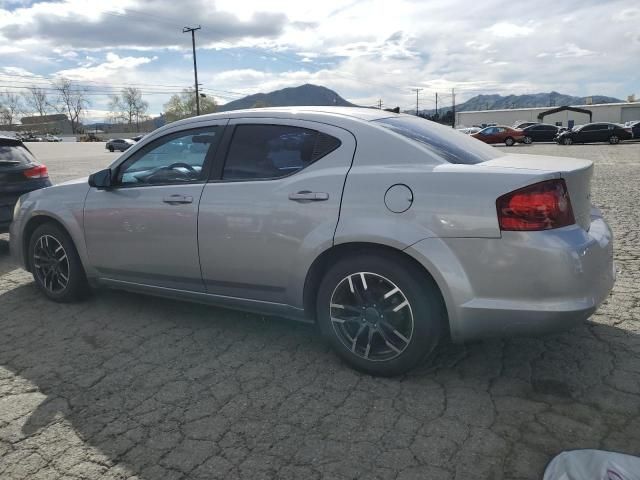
[88,168,112,189]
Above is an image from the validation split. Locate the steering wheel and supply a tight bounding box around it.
[167,162,197,173]
[141,162,198,183]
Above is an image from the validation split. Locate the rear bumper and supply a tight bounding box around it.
[406,208,615,343]
[0,179,51,233]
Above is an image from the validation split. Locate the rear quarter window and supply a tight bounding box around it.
[374,116,503,165]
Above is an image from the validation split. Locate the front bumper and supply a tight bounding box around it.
[406,208,615,343]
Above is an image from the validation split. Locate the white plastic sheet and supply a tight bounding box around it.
[544,450,640,480]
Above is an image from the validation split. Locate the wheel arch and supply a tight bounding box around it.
[22,215,75,272]
[302,242,450,335]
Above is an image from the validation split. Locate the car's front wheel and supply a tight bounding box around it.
[504,137,515,146]
[523,136,533,144]
[28,223,90,302]
[562,137,573,145]
[108,146,114,152]
[609,135,620,144]
[316,252,445,376]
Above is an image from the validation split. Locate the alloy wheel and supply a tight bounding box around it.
[33,234,70,294]
[329,272,414,362]
[610,136,619,144]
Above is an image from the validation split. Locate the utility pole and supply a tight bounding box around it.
[451,88,456,128]
[435,92,438,117]
[378,99,383,109]
[412,88,423,116]
[183,25,201,116]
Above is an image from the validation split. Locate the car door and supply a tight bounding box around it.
[197,118,356,304]
[543,125,558,141]
[481,127,497,143]
[84,123,226,291]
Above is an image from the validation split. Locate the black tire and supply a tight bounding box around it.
[562,137,573,145]
[316,251,445,376]
[108,146,114,152]
[505,137,515,146]
[609,135,619,144]
[523,136,533,145]
[28,223,90,302]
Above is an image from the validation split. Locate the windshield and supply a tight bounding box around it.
[374,116,503,165]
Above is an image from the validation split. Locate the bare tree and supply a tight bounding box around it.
[0,90,23,125]
[109,87,149,131]
[52,78,89,134]
[22,87,50,117]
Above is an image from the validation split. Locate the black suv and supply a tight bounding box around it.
[556,123,632,145]
[521,123,560,144]
[0,136,51,233]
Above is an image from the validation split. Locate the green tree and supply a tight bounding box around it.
[163,88,216,122]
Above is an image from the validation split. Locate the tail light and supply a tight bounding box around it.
[23,164,48,179]
[496,179,575,231]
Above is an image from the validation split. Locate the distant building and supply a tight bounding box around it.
[18,114,73,135]
[457,101,640,129]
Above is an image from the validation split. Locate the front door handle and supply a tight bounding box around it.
[163,194,193,205]
[288,191,330,202]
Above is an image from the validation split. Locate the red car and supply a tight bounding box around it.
[471,126,525,146]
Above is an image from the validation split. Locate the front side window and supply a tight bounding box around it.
[119,127,221,186]
[222,124,340,181]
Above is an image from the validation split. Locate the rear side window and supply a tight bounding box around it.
[222,125,341,180]
[0,144,36,165]
[374,116,503,165]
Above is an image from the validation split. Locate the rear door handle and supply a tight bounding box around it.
[163,194,193,205]
[288,191,329,202]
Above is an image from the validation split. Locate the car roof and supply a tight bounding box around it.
[0,135,24,146]
[167,106,399,129]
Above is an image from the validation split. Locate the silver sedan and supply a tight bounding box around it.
[10,107,615,376]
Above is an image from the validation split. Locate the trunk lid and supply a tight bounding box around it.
[481,154,593,230]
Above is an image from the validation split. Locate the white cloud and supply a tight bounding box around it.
[485,22,534,38]
[54,52,157,81]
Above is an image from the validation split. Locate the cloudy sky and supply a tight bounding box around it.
[0,0,638,121]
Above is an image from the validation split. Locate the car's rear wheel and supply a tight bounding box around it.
[505,137,515,146]
[316,252,445,376]
[562,137,573,145]
[523,136,533,144]
[609,135,619,144]
[28,223,90,302]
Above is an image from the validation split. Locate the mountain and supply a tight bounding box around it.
[424,91,623,115]
[217,84,355,112]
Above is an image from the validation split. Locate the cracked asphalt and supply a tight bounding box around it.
[1,142,639,479]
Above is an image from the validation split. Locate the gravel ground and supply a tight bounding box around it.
[0,141,639,479]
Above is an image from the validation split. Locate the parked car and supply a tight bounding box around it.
[105,138,135,152]
[471,125,525,146]
[521,123,561,144]
[10,108,615,376]
[457,127,481,135]
[43,134,62,142]
[0,136,51,233]
[555,122,632,145]
[513,121,538,129]
[624,120,640,139]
